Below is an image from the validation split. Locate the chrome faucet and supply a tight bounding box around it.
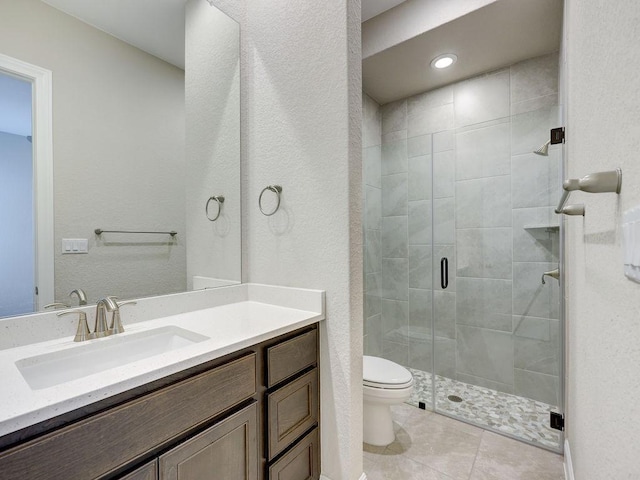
[53,296,136,342]
[94,297,119,338]
[69,289,88,306]
[541,268,560,285]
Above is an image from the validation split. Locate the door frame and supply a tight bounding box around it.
[0,53,54,310]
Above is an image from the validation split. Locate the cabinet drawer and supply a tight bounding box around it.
[119,461,158,480]
[159,402,258,480]
[268,428,319,480]
[0,353,256,480]
[267,329,317,387]
[267,369,318,460]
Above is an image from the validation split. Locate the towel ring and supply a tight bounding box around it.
[259,185,282,216]
[205,195,225,221]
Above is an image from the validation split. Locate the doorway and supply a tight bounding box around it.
[0,54,54,315]
[0,71,34,316]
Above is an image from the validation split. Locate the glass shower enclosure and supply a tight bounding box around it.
[363,52,563,452]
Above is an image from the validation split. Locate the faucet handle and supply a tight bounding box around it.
[58,310,91,342]
[108,300,137,335]
[44,302,71,310]
[117,300,137,308]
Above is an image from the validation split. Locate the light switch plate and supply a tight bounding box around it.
[61,238,89,254]
[622,206,640,283]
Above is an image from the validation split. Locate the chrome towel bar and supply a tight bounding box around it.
[95,229,177,237]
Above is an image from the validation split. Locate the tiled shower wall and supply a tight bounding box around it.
[363,53,561,406]
[363,92,383,357]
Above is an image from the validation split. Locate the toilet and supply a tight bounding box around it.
[363,355,414,446]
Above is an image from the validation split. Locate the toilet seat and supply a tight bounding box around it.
[363,355,413,389]
[363,378,414,389]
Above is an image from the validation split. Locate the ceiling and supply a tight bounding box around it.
[41,0,405,66]
[38,1,562,106]
[363,0,563,104]
[362,0,408,22]
[42,0,187,69]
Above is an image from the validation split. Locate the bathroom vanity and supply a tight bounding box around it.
[0,284,323,480]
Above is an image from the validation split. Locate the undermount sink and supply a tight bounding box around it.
[15,326,209,390]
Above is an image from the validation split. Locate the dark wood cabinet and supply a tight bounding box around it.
[159,403,258,480]
[267,369,318,460]
[0,323,319,480]
[265,330,319,480]
[267,329,317,388]
[268,429,319,480]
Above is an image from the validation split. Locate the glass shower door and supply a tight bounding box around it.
[430,61,564,452]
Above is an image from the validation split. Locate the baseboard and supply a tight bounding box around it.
[564,439,575,480]
[319,474,366,480]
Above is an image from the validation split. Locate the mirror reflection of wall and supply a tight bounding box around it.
[185,0,241,291]
[0,0,240,318]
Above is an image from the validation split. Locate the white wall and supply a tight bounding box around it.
[565,0,640,477]
[0,132,34,316]
[0,0,186,305]
[242,1,363,478]
[185,0,241,289]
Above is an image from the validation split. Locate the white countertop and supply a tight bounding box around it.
[0,284,324,438]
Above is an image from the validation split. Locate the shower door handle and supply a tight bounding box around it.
[440,257,449,289]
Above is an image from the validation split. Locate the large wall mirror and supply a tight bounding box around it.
[0,0,241,319]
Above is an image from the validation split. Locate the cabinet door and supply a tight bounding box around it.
[268,428,319,480]
[159,403,258,480]
[267,369,318,460]
[119,460,158,480]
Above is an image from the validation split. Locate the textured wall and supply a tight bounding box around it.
[185,0,241,289]
[0,0,186,305]
[243,1,363,478]
[565,0,640,477]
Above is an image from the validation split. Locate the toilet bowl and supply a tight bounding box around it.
[363,355,414,446]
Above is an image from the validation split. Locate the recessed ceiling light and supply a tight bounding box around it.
[431,54,457,69]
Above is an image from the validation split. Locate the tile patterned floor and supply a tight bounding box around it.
[407,368,561,450]
[364,404,565,480]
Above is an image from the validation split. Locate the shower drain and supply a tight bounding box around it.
[447,395,464,403]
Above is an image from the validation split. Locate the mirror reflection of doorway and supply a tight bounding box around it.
[0,71,34,317]
[0,53,53,317]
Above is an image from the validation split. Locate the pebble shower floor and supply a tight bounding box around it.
[407,368,560,449]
